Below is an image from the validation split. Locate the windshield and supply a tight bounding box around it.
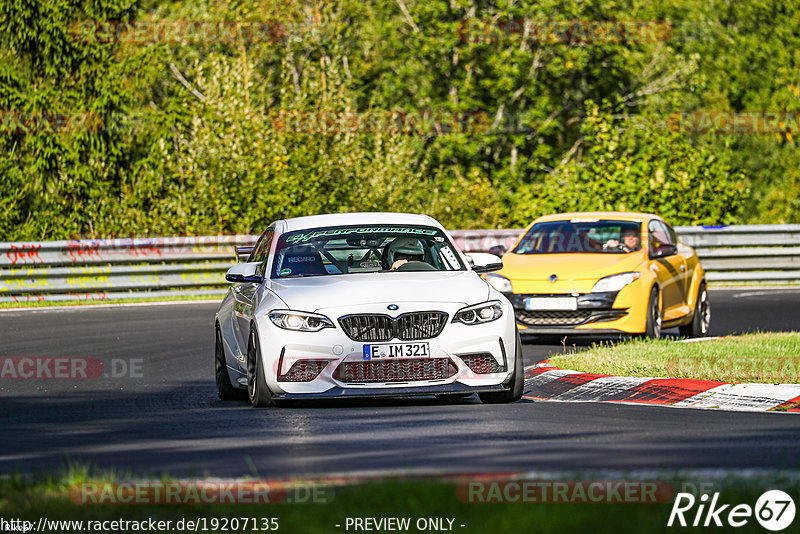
[512,220,643,254]
[271,224,466,278]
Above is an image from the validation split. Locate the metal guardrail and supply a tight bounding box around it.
[0,236,256,303]
[2,225,798,302]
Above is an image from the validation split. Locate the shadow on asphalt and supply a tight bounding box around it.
[4,380,800,478]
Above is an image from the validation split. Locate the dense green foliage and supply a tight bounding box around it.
[1,0,796,239]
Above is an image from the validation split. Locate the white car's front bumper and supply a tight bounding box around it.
[253,300,517,398]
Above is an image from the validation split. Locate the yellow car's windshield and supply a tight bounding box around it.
[513,220,642,254]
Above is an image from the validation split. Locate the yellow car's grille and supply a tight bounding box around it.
[516,310,594,326]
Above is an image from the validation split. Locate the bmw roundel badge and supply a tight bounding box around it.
[387,304,399,311]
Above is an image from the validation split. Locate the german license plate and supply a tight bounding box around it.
[363,342,430,360]
[525,297,578,311]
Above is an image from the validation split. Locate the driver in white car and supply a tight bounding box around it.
[386,238,427,270]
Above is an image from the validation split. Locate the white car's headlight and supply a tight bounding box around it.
[484,273,513,293]
[591,271,641,293]
[268,310,335,332]
[453,301,504,325]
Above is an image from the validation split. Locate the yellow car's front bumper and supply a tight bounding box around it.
[504,281,650,335]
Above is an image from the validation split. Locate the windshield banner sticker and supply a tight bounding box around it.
[286,226,438,244]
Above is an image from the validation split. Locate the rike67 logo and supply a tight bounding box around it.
[668,490,796,531]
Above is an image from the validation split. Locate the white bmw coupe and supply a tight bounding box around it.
[214,212,523,407]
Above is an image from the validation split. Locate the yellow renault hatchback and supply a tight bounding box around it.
[486,212,709,338]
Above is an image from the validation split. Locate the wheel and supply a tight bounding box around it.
[679,283,710,338]
[246,326,275,407]
[644,286,662,339]
[479,328,524,404]
[215,324,247,400]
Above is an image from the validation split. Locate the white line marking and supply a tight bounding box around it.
[0,299,219,313]
[675,336,730,343]
[731,288,800,298]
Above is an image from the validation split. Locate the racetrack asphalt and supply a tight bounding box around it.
[1,288,799,478]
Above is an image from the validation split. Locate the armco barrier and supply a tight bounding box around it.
[0,236,258,303]
[1,225,798,302]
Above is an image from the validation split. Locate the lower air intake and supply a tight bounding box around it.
[459,353,505,374]
[333,358,458,383]
[278,359,330,382]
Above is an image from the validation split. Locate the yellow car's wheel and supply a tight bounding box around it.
[644,287,662,339]
[680,283,711,338]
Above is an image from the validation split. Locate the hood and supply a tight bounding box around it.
[499,251,645,281]
[267,271,490,312]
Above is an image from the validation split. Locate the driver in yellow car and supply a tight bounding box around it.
[604,227,641,253]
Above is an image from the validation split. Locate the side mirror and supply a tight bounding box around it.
[234,246,254,263]
[487,245,507,258]
[467,253,504,273]
[226,262,264,284]
[649,244,678,259]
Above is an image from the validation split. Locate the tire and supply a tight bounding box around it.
[644,286,662,339]
[215,324,247,401]
[479,328,524,404]
[246,325,275,407]
[679,283,710,338]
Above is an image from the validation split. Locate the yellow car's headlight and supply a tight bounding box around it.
[484,273,513,293]
[592,271,640,293]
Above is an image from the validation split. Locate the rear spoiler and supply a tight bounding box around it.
[234,246,253,263]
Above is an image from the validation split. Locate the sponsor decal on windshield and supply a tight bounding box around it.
[286,227,438,244]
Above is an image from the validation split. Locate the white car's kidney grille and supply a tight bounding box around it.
[338,312,448,341]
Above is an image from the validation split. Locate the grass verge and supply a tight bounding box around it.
[2,466,799,534]
[549,332,800,383]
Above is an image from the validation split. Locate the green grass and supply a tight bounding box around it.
[0,294,222,309]
[550,332,800,384]
[3,466,800,534]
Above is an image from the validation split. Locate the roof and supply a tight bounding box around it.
[532,211,663,223]
[280,212,441,232]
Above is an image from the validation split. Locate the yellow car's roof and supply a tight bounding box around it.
[531,211,662,224]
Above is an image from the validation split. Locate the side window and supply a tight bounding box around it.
[665,223,678,246]
[249,229,274,275]
[649,220,674,256]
